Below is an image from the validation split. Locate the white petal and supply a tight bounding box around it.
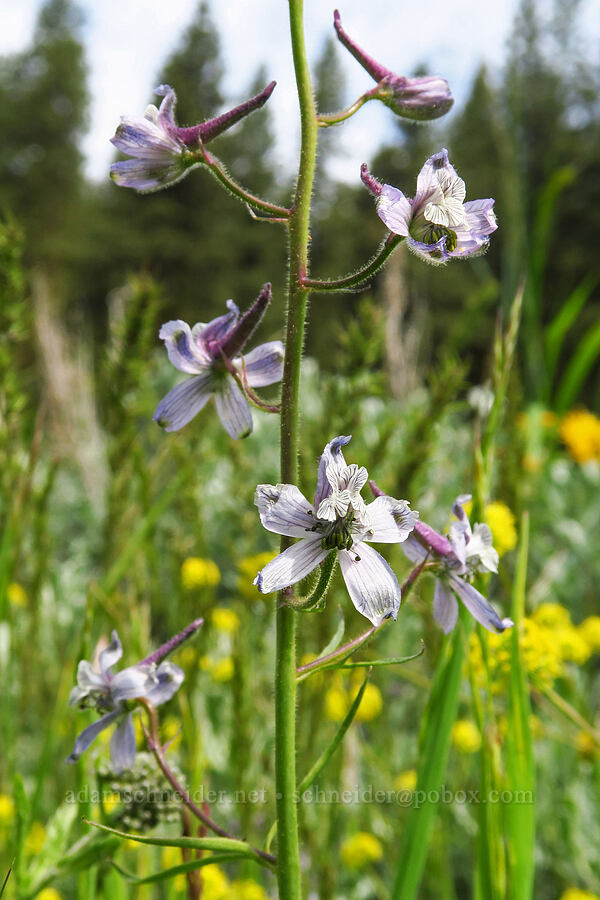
[254,538,327,593]
[110,665,155,702]
[153,374,213,432]
[214,375,253,439]
[338,543,401,626]
[99,631,122,675]
[362,496,418,543]
[467,524,499,574]
[449,575,512,634]
[313,436,352,511]
[433,580,459,633]
[110,713,137,772]
[255,483,317,537]
[377,184,412,236]
[158,320,210,373]
[437,168,466,203]
[236,341,284,387]
[73,661,106,699]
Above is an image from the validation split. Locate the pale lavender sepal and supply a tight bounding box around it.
[110,117,183,158]
[377,185,412,236]
[433,580,459,634]
[110,665,155,702]
[448,574,513,634]
[214,376,253,439]
[338,543,401,626]
[144,662,184,706]
[363,495,418,543]
[255,483,316,538]
[237,341,285,387]
[159,320,210,373]
[313,435,352,511]
[99,630,123,674]
[110,713,137,773]
[110,157,193,193]
[406,235,451,264]
[254,537,328,594]
[70,661,105,702]
[400,534,429,564]
[153,374,213,432]
[66,710,121,764]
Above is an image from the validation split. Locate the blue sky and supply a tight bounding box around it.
[3,1,597,185]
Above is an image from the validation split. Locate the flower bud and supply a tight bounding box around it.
[333,10,453,121]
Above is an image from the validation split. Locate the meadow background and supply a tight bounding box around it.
[0,0,599,898]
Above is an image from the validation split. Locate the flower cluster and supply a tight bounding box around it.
[254,436,417,626]
[560,408,600,463]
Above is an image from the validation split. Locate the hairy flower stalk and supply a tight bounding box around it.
[154,284,283,438]
[333,10,453,121]
[110,81,276,192]
[370,482,512,634]
[362,149,497,264]
[67,620,202,772]
[255,436,417,625]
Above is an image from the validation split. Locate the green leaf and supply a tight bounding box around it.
[555,319,600,413]
[544,274,598,388]
[504,513,535,900]
[111,853,244,885]
[26,801,78,884]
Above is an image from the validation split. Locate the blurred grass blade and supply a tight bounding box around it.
[318,607,345,657]
[0,865,12,899]
[555,319,600,414]
[392,612,472,900]
[111,854,244,885]
[505,513,535,899]
[544,274,598,389]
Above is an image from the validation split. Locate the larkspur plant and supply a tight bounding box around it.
[62,7,517,900]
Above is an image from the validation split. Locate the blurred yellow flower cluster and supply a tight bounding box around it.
[0,794,14,825]
[181,557,220,590]
[159,854,269,899]
[340,831,383,869]
[200,654,235,683]
[560,409,600,463]
[36,889,64,900]
[211,607,240,633]
[324,673,383,723]
[7,582,27,607]
[452,719,481,753]
[469,602,600,691]
[394,769,417,792]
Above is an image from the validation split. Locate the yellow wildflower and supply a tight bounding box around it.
[211,607,240,634]
[25,821,46,855]
[341,832,383,869]
[555,626,591,665]
[211,657,234,683]
[7,582,27,607]
[560,409,600,463]
[559,890,600,900]
[230,879,270,900]
[181,557,220,590]
[484,502,518,557]
[394,769,417,793]
[579,617,600,654]
[353,682,383,722]
[36,890,64,900]
[325,685,349,722]
[0,795,15,825]
[576,731,598,759]
[452,720,481,753]
[198,864,229,899]
[532,602,571,630]
[101,792,121,814]
[177,645,197,669]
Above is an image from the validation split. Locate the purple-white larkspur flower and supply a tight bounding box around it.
[396,492,512,634]
[154,284,283,439]
[110,81,275,193]
[333,10,453,121]
[362,149,497,265]
[66,620,202,772]
[254,436,418,626]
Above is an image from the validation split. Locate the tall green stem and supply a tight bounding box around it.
[275,2,318,898]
